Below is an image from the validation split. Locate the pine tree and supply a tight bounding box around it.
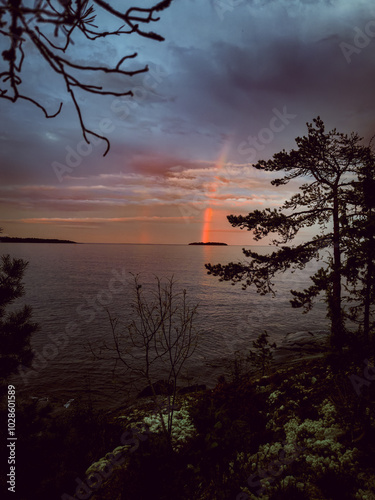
[247,332,276,376]
[206,118,371,350]
[343,148,375,347]
[0,230,38,379]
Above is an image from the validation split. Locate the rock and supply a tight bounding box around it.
[137,380,207,399]
[137,379,174,399]
[280,330,330,351]
[273,330,330,365]
[177,384,206,395]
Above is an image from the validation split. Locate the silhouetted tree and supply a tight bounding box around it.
[206,118,372,350]
[247,331,276,376]
[0,228,38,379]
[95,274,200,448]
[0,0,173,154]
[343,146,375,346]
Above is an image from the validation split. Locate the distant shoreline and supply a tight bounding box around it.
[0,236,77,244]
[188,242,228,246]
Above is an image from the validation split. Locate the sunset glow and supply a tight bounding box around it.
[1,2,374,245]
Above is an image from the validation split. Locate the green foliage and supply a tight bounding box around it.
[0,398,125,499]
[4,357,375,499]
[0,247,38,379]
[342,156,375,348]
[227,350,251,382]
[270,485,311,499]
[121,434,188,500]
[247,331,276,376]
[316,470,359,500]
[185,377,269,499]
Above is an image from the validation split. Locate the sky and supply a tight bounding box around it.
[1,0,375,244]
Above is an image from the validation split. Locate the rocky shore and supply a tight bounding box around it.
[273,330,330,366]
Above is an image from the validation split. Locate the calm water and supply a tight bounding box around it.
[1,243,328,409]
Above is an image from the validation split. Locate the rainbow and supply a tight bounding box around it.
[201,141,231,242]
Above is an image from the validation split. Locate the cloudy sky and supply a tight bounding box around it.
[1,0,375,244]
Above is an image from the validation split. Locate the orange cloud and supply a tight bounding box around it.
[11,216,193,224]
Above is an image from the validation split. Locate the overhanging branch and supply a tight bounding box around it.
[0,0,173,154]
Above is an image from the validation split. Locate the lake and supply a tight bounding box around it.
[1,243,329,409]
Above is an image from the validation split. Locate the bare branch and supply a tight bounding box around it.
[92,274,200,448]
[0,0,173,154]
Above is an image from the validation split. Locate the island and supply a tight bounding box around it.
[0,236,77,244]
[188,242,227,246]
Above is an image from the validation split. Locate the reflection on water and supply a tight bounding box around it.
[1,243,329,409]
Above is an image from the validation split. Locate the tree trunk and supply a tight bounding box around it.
[363,213,374,344]
[331,187,343,350]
